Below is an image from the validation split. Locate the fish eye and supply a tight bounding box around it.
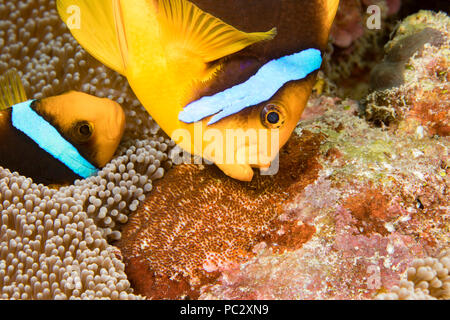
[261,104,286,129]
[73,121,94,142]
[267,111,280,124]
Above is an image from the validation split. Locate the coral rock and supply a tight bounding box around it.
[364,11,450,136]
[198,98,448,300]
[369,28,444,91]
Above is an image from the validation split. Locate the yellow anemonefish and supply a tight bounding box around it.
[0,70,126,185]
[57,0,339,181]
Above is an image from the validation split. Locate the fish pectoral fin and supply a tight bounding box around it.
[57,0,128,75]
[156,0,277,63]
[216,163,254,182]
[0,69,27,111]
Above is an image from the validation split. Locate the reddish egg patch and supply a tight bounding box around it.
[342,187,397,235]
[124,256,220,300]
[117,131,325,299]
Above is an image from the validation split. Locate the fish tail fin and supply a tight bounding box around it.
[156,0,277,62]
[0,69,28,111]
[56,0,128,75]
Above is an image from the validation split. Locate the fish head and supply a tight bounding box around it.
[193,74,315,181]
[37,91,126,168]
[174,0,339,181]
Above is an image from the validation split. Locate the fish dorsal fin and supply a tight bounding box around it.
[155,0,277,63]
[0,69,27,111]
[56,0,128,75]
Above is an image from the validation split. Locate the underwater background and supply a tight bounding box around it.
[0,0,448,300]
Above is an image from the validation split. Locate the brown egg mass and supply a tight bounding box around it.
[118,132,324,299]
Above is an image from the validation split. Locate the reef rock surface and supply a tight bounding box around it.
[120,96,448,300]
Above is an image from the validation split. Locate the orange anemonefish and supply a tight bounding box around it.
[0,70,125,185]
[58,0,339,181]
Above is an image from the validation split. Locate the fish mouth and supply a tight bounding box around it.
[214,145,279,181]
[234,145,276,168]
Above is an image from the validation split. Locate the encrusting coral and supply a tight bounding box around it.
[364,11,449,136]
[0,0,174,299]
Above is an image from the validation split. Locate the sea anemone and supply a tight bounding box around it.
[0,0,174,299]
